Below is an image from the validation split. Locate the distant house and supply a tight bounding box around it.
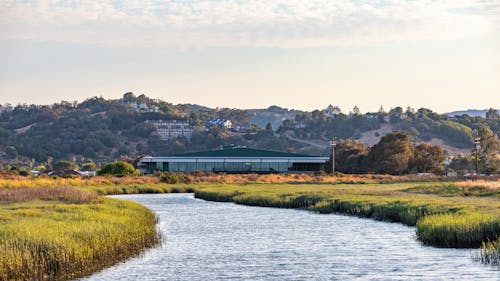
[147,120,194,141]
[232,124,250,132]
[122,101,159,113]
[206,119,233,129]
[294,122,306,129]
[365,113,380,120]
[325,105,342,118]
[48,170,96,177]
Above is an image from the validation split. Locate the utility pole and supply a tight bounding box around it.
[330,139,336,174]
[473,137,481,176]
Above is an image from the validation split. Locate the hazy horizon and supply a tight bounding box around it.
[1,1,499,113]
[0,90,498,115]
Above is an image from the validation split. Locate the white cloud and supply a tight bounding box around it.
[0,0,499,47]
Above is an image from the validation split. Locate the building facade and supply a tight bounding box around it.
[147,120,194,141]
[138,146,328,174]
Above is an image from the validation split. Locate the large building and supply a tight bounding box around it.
[146,120,194,141]
[138,146,329,174]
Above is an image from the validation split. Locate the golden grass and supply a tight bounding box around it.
[0,186,159,281]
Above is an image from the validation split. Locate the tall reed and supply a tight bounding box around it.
[0,192,160,280]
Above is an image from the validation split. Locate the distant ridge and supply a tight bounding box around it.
[446,109,499,118]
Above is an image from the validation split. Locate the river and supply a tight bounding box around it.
[81,194,499,280]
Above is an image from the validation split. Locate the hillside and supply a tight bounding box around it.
[0,94,499,166]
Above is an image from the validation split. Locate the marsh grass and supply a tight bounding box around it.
[0,186,160,280]
[405,182,500,197]
[417,213,500,248]
[477,239,500,265]
[0,186,99,204]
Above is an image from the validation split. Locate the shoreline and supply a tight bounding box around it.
[0,187,160,281]
[1,176,499,280]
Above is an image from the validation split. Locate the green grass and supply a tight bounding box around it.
[0,187,160,281]
[193,182,500,252]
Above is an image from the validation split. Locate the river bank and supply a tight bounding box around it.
[0,175,498,280]
[0,186,160,281]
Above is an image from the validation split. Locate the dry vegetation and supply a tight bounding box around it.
[0,183,160,281]
[0,186,99,204]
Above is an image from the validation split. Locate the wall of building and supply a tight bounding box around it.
[140,159,325,174]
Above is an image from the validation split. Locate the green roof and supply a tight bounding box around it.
[174,147,318,158]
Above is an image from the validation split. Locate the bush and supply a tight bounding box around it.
[159,172,191,184]
[53,160,79,171]
[98,161,139,176]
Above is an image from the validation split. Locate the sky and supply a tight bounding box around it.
[0,0,499,113]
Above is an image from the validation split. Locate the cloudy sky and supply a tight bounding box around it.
[1,0,499,112]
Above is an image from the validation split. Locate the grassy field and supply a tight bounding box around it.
[0,185,160,281]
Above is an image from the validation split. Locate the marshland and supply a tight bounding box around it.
[0,175,499,280]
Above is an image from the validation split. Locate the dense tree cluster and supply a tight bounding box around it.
[333,132,445,175]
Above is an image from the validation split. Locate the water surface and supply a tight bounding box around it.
[82,194,499,280]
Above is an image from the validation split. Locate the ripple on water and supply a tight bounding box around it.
[81,194,500,281]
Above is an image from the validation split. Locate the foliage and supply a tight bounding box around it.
[158,172,192,184]
[333,139,368,174]
[81,161,98,171]
[5,146,17,159]
[366,131,414,175]
[98,161,138,176]
[52,160,79,171]
[410,143,445,174]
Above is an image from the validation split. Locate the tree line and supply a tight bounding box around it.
[332,128,500,175]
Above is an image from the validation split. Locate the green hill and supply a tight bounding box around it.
[0,94,498,167]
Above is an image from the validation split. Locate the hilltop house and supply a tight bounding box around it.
[147,120,194,141]
[206,119,233,129]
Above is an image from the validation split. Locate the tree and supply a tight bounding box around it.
[334,140,368,174]
[410,143,445,174]
[352,106,360,115]
[53,160,79,171]
[366,131,413,175]
[265,122,273,132]
[123,92,136,101]
[485,108,499,121]
[98,161,138,176]
[477,127,500,173]
[448,154,474,175]
[5,146,18,159]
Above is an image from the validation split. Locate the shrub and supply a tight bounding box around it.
[159,172,191,184]
[98,161,139,176]
[53,160,79,171]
